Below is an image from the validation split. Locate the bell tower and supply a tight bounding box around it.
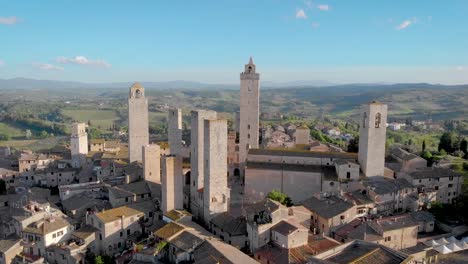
[358,101,388,177]
[239,57,260,177]
[128,82,149,162]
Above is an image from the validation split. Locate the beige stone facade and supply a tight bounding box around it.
[162,155,183,213]
[142,144,161,183]
[168,108,182,156]
[203,119,230,224]
[239,57,260,177]
[128,82,149,162]
[358,102,387,177]
[70,122,88,168]
[190,110,217,220]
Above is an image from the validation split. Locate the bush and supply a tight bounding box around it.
[267,190,293,207]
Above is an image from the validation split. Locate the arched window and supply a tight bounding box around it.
[362,112,367,128]
[135,89,142,98]
[375,113,381,128]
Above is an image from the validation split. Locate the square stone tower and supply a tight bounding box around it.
[70,122,88,168]
[239,57,260,177]
[161,155,183,213]
[142,144,161,183]
[358,101,388,177]
[203,119,230,224]
[168,109,182,156]
[128,82,149,162]
[190,110,217,219]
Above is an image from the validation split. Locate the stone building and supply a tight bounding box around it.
[334,214,419,250]
[244,149,359,203]
[239,57,260,177]
[142,144,161,184]
[162,155,183,213]
[301,194,356,236]
[87,205,145,255]
[70,122,88,168]
[0,238,22,264]
[404,168,463,204]
[168,108,183,156]
[128,82,149,162]
[190,110,217,220]
[293,125,310,145]
[358,101,387,177]
[22,217,73,258]
[203,119,230,224]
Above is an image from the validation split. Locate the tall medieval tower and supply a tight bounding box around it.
[70,122,88,168]
[358,101,388,177]
[128,82,149,162]
[239,57,260,176]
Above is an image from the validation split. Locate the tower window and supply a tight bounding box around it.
[375,113,381,128]
[135,89,142,98]
[362,112,367,128]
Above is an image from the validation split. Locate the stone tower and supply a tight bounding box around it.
[128,82,149,162]
[203,119,230,224]
[161,155,183,213]
[70,123,88,168]
[168,109,182,155]
[358,101,388,177]
[142,144,161,183]
[239,57,260,176]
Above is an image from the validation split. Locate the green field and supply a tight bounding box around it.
[62,109,119,130]
[0,122,25,139]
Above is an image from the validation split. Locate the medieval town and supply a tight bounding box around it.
[0,57,466,264]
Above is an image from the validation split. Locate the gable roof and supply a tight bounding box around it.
[153,222,184,240]
[301,196,354,219]
[95,206,144,223]
[210,212,246,236]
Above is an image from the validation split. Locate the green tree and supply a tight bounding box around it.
[422,140,426,152]
[421,151,433,166]
[438,132,456,153]
[460,138,468,159]
[94,256,104,264]
[347,137,359,153]
[0,133,10,141]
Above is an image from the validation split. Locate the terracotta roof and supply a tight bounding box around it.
[89,139,105,144]
[248,148,357,159]
[153,222,184,240]
[271,220,305,236]
[72,225,98,240]
[210,212,246,236]
[23,217,70,235]
[164,209,191,221]
[131,82,144,89]
[95,206,144,223]
[301,196,354,219]
[0,237,21,252]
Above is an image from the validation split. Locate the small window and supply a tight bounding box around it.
[340,215,345,220]
[362,112,367,128]
[375,113,381,128]
[449,176,454,181]
[448,184,453,188]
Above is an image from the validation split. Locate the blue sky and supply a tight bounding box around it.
[1,0,467,84]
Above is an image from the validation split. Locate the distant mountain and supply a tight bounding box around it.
[0,77,466,91]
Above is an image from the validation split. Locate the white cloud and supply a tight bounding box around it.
[311,22,320,28]
[0,16,20,25]
[456,66,464,71]
[296,9,307,19]
[33,63,63,71]
[57,56,111,68]
[396,20,412,30]
[0,60,4,66]
[317,5,329,11]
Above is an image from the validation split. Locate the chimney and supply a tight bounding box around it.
[125,175,131,184]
